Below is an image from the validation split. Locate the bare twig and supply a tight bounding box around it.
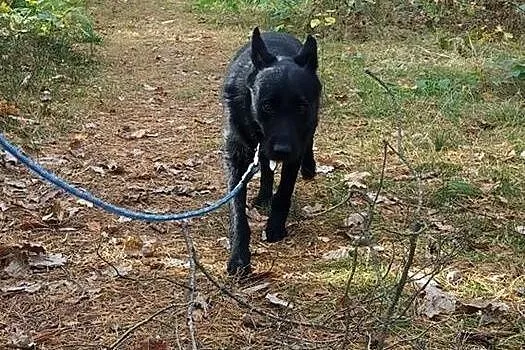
[191,253,342,333]
[182,222,199,350]
[310,192,351,217]
[107,304,182,350]
[364,69,403,157]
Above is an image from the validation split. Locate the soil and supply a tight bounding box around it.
[0,1,351,348]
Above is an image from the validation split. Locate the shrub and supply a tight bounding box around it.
[0,0,101,44]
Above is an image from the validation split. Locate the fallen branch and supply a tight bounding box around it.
[191,250,342,333]
[107,304,183,350]
[182,222,199,350]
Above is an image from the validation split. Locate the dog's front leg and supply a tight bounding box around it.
[225,143,254,276]
[253,155,274,210]
[265,161,300,242]
[301,135,316,180]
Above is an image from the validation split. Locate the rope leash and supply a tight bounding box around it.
[0,133,260,222]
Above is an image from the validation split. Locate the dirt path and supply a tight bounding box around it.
[1,1,346,348]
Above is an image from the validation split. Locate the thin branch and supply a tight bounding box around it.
[191,252,342,333]
[107,304,182,350]
[364,69,403,156]
[310,192,351,217]
[182,222,198,350]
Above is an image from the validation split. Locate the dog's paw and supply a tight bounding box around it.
[301,159,316,180]
[264,223,288,243]
[227,257,251,277]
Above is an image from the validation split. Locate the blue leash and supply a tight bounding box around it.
[0,133,259,222]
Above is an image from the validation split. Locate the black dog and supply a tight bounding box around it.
[222,27,322,275]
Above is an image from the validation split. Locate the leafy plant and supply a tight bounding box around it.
[0,0,101,44]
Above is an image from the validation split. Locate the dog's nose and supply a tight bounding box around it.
[272,143,291,157]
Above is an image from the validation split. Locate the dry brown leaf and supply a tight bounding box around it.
[322,246,354,260]
[242,282,271,296]
[8,329,36,349]
[302,203,324,216]
[28,253,67,269]
[192,293,210,322]
[265,293,294,309]
[343,212,367,228]
[316,164,335,174]
[413,273,456,318]
[1,281,43,294]
[124,235,143,257]
[217,237,230,251]
[343,171,371,189]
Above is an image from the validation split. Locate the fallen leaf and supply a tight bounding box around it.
[1,281,42,294]
[104,264,132,277]
[343,212,367,228]
[143,83,157,91]
[118,216,132,223]
[217,237,230,251]
[322,246,354,260]
[8,329,36,349]
[76,199,94,207]
[192,293,209,321]
[316,165,335,174]
[265,293,294,309]
[163,258,189,269]
[129,129,147,139]
[124,235,143,257]
[366,192,398,205]
[0,201,9,211]
[446,270,462,285]
[89,165,106,176]
[302,203,324,216]
[343,171,371,189]
[413,273,456,318]
[433,221,455,232]
[141,236,158,257]
[29,253,67,269]
[242,282,271,296]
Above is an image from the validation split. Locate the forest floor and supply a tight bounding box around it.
[1,0,524,349]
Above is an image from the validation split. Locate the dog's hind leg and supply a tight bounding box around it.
[253,155,274,211]
[265,161,301,242]
[225,140,254,276]
[301,136,316,180]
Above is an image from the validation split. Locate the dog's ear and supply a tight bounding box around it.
[251,27,276,70]
[294,35,318,72]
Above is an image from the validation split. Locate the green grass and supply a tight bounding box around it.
[192,3,525,346]
[0,34,98,145]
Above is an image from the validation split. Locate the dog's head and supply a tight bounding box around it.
[248,27,321,163]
